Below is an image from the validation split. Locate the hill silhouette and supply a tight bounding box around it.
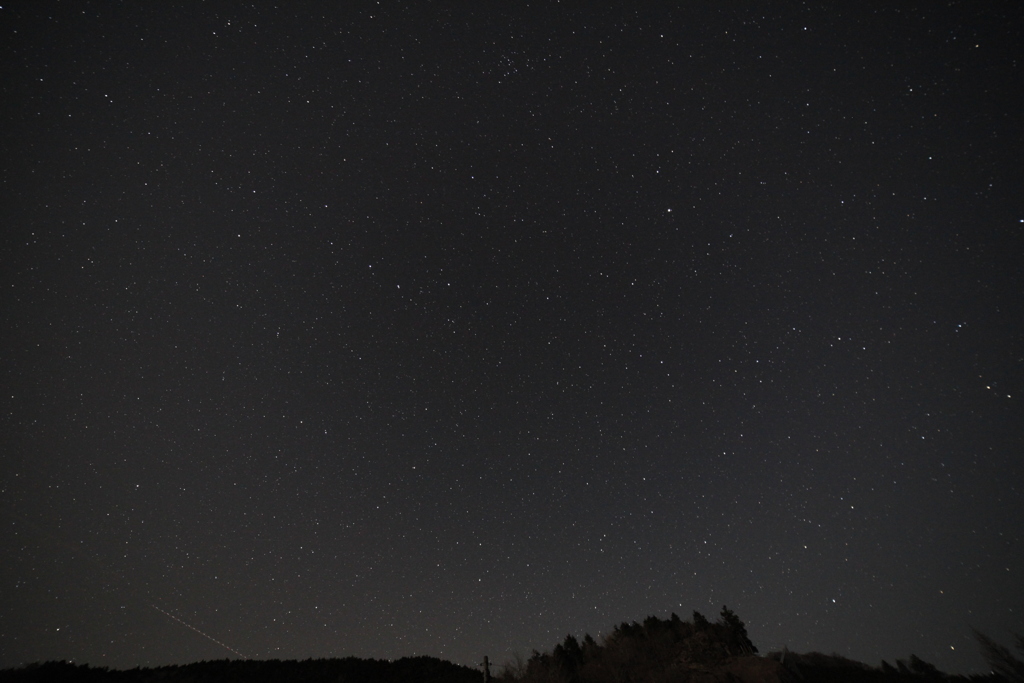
[0,654,481,683]
[2,608,1018,683]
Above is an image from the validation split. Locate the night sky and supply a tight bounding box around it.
[2,2,1022,675]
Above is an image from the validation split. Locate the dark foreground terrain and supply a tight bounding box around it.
[0,654,481,683]
[505,609,1009,683]
[3,609,1017,683]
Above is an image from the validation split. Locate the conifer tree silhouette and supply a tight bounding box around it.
[692,610,710,631]
[718,605,757,655]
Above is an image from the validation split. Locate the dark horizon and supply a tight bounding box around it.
[2,3,1022,675]
[1,610,1018,680]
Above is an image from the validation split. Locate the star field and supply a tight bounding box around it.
[1,3,1022,675]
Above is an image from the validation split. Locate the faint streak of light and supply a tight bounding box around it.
[151,604,248,659]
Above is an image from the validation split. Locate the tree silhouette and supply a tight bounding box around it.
[692,610,710,631]
[718,605,757,655]
[908,654,942,680]
[552,634,584,683]
[974,629,1024,682]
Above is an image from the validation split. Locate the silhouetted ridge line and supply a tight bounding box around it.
[0,654,481,683]
[498,607,1010,683]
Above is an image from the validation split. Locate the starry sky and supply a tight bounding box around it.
[1,2,1022,675]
